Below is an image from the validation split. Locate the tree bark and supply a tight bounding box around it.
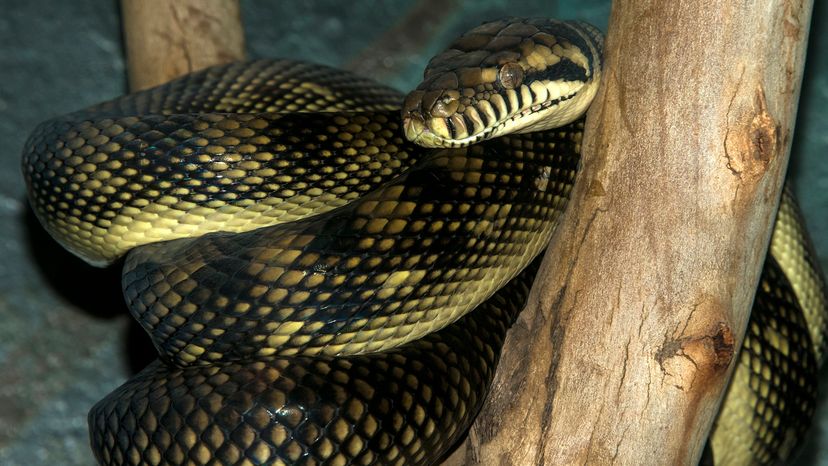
[120,0,245,91]
[443,0,813,464]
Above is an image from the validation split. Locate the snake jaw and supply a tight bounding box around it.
[402,77,595,148]
[402,108,493,148]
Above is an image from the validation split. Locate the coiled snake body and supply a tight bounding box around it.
[21,18,827,465]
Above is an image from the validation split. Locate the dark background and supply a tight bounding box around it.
[0,1,825,464]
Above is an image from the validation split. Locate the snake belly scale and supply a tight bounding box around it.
[20,17,827,466]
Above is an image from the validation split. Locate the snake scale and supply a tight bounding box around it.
[20,17,828,466]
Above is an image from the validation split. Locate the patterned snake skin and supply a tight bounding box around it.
[20,17,828,466]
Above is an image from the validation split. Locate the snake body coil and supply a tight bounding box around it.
[21,17,827,466]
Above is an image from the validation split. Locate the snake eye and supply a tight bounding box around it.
[497,62,524,89]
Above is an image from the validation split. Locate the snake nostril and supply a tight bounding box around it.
[420,90,442,116]
[431,96,459,118]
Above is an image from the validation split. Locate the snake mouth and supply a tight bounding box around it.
[403,89,581,149]
[403,111,494,148]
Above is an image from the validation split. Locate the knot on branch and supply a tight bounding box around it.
[656,322,735,393]
[724,86,779,180]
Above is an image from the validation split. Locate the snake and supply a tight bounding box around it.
[20,16,827,466]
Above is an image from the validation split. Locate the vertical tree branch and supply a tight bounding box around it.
[445,0,813,464]
[121,0,245,91]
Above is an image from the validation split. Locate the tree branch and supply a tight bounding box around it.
[120,0,245,91]
[444,0,813,463]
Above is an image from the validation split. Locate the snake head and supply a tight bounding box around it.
[402,18,604,148]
